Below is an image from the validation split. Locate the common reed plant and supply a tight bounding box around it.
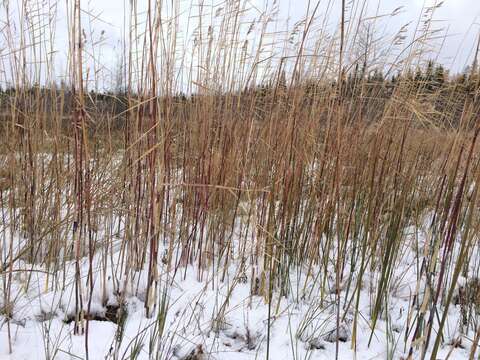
[0,0,480,359]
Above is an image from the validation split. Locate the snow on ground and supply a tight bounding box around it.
[0,216,477,360]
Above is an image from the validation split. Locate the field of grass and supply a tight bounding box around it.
[1,0,480,359]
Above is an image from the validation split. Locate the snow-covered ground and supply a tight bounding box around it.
[0,213,477,360]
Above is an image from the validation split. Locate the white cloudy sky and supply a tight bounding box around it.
[1,0,480,88]
[80,0,480,69]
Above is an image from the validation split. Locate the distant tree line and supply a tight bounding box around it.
[0,60,479,132]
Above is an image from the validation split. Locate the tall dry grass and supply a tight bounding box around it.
[0,0,480,359]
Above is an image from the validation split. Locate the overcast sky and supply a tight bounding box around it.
[2,0,480,88]
[74,0,480,72]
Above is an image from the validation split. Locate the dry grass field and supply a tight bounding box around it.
[1,0,480,359]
